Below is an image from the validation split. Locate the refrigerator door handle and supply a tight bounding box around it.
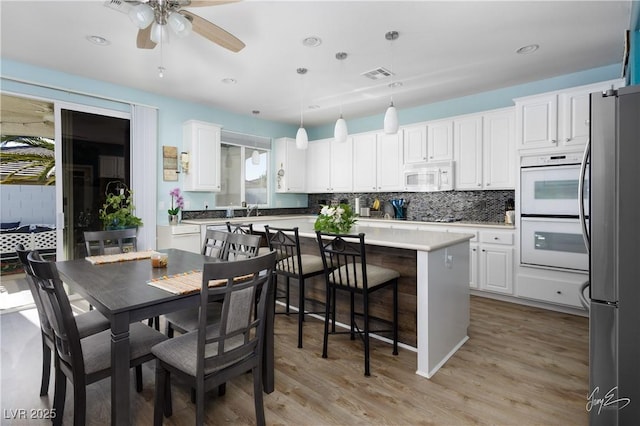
[579,138,590,253]
[579,280,590,311]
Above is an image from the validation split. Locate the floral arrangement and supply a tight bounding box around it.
[314,204,357,234]
[168,187,184,216]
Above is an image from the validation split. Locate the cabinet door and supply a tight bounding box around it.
[376,132,403,191]
[330,137,353,192]
[469,242,479,289]
[483,109,515,189]
[480,245,513,294]
[403,125,427,164]
[183,121,221,192]
[427,120,453,161]
[274,138,306,193]
[516,93,558,150]
[453,115,483,190]
[306,139,331,193]
[352,133,378,192]
[558,88,591,148]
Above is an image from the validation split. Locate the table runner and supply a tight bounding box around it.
[147,271,255,295]
[85,250,159,265]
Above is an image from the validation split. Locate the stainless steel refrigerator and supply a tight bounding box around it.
[582,85,640,425]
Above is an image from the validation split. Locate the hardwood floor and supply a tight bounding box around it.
[0,295,589,425]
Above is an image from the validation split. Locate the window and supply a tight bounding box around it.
[217,131,270,207]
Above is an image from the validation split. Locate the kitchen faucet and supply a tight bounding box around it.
[246,204,258,217]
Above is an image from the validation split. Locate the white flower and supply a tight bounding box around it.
[320,206,331,215]
[326,207,336,217]
[335,207,344,216]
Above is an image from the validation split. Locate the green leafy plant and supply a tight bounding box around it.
[99,185,143,229]
[314,204,357,234]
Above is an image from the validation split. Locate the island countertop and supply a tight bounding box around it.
[182,216,474,252]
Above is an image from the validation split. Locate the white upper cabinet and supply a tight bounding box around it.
[454,108,515,190]
[427,119,454,162]
[182,120,221,192]
[274,137,306,193]
[516,79,624,152]
[483,108,515,189]
[403,125,428,164]
[306,137,353,193]
[353,131,403,192]
[453,115,483,190]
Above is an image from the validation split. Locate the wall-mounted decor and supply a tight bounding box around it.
[163,146,178,181]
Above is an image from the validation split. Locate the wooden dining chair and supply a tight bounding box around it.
[27,251,168,426]
[152,251,277,426]
[15,244,111,397]
[83,228,137,256]
[83,228,161,329]
[316,231,399,376]
[164,229,230,338]
[223,232,261,261]
[264,225,326,348]
[225,221,254,235]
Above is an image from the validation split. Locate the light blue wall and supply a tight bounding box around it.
[0,59,305,224]
[308,64,622,140]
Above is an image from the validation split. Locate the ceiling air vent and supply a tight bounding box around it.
[104,0,132,14]
[361,67,394,80]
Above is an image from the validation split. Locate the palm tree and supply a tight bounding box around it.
[0,135,55,184]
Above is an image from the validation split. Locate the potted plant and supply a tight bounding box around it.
[98,184,143,230]
[314,203,357,234]
[167,187,184,225]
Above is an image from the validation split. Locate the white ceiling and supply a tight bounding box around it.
[0,1,633,127]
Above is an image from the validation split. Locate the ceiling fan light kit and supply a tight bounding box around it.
[129,4,155,29]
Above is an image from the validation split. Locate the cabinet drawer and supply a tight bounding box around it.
[516,274,583,308]
[480,231,513,245]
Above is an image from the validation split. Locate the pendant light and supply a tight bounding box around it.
[334,52,349,143]
[384,30,399,135]
[251,110,261,165]
[295,67,309,150]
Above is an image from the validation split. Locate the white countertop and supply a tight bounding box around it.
[183,215,473,252]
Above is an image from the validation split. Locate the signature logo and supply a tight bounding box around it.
[587,386,631,415]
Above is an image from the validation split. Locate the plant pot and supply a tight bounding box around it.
[169,215,179,226]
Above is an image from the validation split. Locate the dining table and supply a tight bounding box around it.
[55,248,275,425]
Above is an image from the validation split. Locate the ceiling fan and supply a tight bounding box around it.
[105,0,245,53]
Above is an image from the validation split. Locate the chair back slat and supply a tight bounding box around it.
[226,222,254,235]
[15,244,54,339]
[264,226,303,277]
[224,232,261,261]
[84,228,138,256]
[27,251,84,376]
[316,232,368,290]
[202,229,228,258]
[196,251,276,379]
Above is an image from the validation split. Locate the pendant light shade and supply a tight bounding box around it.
[296,127,308,149]
[334,115,348,143]
[384,102,399,134]
[251,150,260,165]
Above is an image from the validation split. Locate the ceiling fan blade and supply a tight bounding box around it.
[136,26,157,49]
[186,1,239,7]
[180,10,245,52]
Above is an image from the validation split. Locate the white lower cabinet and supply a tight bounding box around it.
[478,230,514,294]
[516,268,588,308]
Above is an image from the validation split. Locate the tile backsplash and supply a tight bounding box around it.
[308,190,515,223]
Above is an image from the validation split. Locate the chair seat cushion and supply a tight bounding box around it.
[329,263,399,289]
[164,302,222,334]
[81,322,167,376]
[75,310,110,339]
[277,254,325,276]
[152,326,248,377]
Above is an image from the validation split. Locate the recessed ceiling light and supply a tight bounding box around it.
[86,35,110,46]
[302,36,322,47]
[308,105,320,110]
[221,78,237,84]
[516,44,539,55]
[388,81,403,89]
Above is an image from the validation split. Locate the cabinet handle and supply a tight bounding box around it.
[482,249,486,252]
[556,290,562,295]
[486,182,491,186]
[472,248,477,252]
[551,139,557,143]
[493,237,499,240]
[477,183,482,187]
[373,187,376,190]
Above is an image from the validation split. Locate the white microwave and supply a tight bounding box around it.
[403,162,454,192]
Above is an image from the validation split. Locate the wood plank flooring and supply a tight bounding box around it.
[0,295,589,425]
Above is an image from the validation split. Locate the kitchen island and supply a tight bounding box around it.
[182,215,473,378]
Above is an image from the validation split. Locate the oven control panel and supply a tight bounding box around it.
[520,153,583,167]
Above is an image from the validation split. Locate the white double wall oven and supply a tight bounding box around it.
[519,153,589,272]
